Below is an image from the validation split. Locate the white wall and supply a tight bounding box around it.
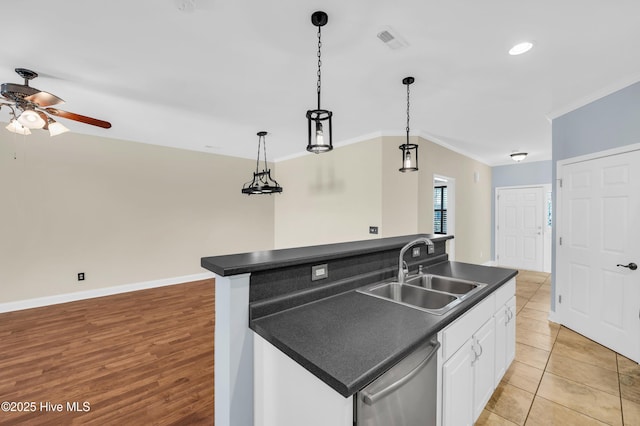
[1,129,494,304]
[274,138,383,248]
[0,131,274,304]
[419,138,493,264]
[274,135,493,265]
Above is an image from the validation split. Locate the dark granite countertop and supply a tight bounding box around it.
[201,234,453,276]
[250,261,517,397]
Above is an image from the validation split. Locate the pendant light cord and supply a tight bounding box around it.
[406,82,411,141]
[262,134,269,176]
[254,135,262,174]
[316,26,322,110]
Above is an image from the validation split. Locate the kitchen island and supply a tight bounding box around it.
[201,234,517,426]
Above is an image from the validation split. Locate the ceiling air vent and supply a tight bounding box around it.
[377,26,409,50]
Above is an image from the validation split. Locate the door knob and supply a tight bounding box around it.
[617,263,638,271]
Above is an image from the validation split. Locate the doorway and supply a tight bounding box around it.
[495,185,551,272]
[556,145,640,362]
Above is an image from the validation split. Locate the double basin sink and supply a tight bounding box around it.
[357,273,487,315]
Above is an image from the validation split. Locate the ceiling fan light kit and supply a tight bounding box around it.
[47,119,70,136]
[1,67,111,137]
[306,11,333,154]
[17,109,46,129]
[6,119,31,135]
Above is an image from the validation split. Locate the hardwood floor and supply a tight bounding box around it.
[0,279,214,425]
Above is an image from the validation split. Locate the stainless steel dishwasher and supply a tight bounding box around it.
[356,338,440,426]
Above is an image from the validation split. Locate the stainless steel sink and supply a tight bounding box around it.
[404,274,486,298]
[357,281,461,315]
[357,274,487,315]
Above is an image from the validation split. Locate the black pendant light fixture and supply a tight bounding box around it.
[399,76,418,172]
[306,11,333,154]
[241,131,283,195]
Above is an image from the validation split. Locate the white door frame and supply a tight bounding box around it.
[495,184,551,272]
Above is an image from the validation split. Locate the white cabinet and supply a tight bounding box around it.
[473,318,496,420]
[440,278,516,426]
[441,339,474,426]
[440,294,494,426]
[494,295,516,386]
[442,317,495,426]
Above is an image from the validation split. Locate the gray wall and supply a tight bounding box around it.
[551,81,640,311]
[491,160,552,260]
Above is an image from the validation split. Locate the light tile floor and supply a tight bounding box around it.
[476,270,640,426]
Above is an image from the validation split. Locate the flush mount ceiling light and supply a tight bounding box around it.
[510,152,528,162]
[241,131,283,195]
[399,76,418,172]
[306,11,333,154]
[508,41,534,56]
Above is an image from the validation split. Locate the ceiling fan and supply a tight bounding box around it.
[0,67,111,136]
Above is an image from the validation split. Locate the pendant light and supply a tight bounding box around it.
[399,76,418,172]
[241,131,283,195]
[306,11,333,154]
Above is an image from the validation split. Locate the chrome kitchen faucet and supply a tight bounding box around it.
[397,237,434,284]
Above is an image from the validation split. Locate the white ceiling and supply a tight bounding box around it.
[2,0,640,166]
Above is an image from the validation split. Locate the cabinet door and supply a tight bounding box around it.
[442,341,474,426]
[473,319,496,422]
[505,296,516,366]
[494,306,508,387]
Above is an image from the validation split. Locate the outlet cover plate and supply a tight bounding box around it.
[311,264,328,281]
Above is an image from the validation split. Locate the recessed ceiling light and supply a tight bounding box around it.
[509,41,533,56]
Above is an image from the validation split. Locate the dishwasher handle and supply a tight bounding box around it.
[361,339,440,405]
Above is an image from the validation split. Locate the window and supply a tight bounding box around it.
[434,186,447,234]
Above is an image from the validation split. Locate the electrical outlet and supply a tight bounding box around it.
[78,272,85,281]
[412,247,421,257]
[369,226,378,234]
[311,264,328,281]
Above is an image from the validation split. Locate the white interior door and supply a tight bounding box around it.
[557,148,640,362]
[496,187,544,271]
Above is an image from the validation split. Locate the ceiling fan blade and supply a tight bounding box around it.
[25,90,65,107]
[45,108,111,129]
